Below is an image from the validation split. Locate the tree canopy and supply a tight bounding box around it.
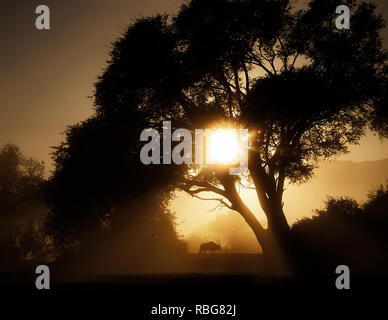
[47,0,387,269]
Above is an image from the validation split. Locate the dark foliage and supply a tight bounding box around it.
[0,144,51,270]
[45,112,185,245]
[46,0,388,267]
[0,144,44,222]
[292,184,388,275]
[52,193,187,275]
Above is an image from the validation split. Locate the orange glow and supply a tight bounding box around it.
[208,129,240,164]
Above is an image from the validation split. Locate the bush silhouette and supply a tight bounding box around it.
[292,184,388,275]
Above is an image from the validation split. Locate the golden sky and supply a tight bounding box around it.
[1,0,387,168]
[1,1,387,239]
[0,0,182,169]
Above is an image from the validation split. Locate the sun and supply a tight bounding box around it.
[208,129,240,164]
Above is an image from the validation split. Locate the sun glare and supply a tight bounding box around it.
[208,129,240,164]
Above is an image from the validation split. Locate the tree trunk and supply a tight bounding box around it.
[238,198,296,275]
[219,173,296,275]
[219,174,267,247]
[244,149,303,274]
[263,202,297,274]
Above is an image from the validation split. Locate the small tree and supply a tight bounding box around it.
[0,143,45,224]
[0,144,49,268]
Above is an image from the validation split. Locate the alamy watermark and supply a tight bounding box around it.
[35,5,50,30]
[35,265,50,289]
[139,121,248,175]
[336,5,350,30]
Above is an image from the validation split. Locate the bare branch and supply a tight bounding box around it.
[277,37,288,72]
[191,195,233,210]
[233,67,242,106]
[290,53,299,70]
[242,63,250,94]
[180,178,228,198]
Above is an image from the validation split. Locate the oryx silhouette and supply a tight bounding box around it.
[198,240,221,256]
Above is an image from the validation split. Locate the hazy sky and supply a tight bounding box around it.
[1,1,388,237]
[0,0,388,169]
[0,0,182,169]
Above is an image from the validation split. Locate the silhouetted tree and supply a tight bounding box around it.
[90,0,388,270]
[292,184,388,275]
[0,144,51,269]
[0,144,45,231]
[46,112,185,254]
[48,0,387,272]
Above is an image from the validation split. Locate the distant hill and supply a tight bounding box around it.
[283,158,388,223]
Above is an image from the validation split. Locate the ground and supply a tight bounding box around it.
[0,254,386,318]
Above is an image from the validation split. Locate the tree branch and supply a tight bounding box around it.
[191,194,233,210]
[180,179,228,198]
